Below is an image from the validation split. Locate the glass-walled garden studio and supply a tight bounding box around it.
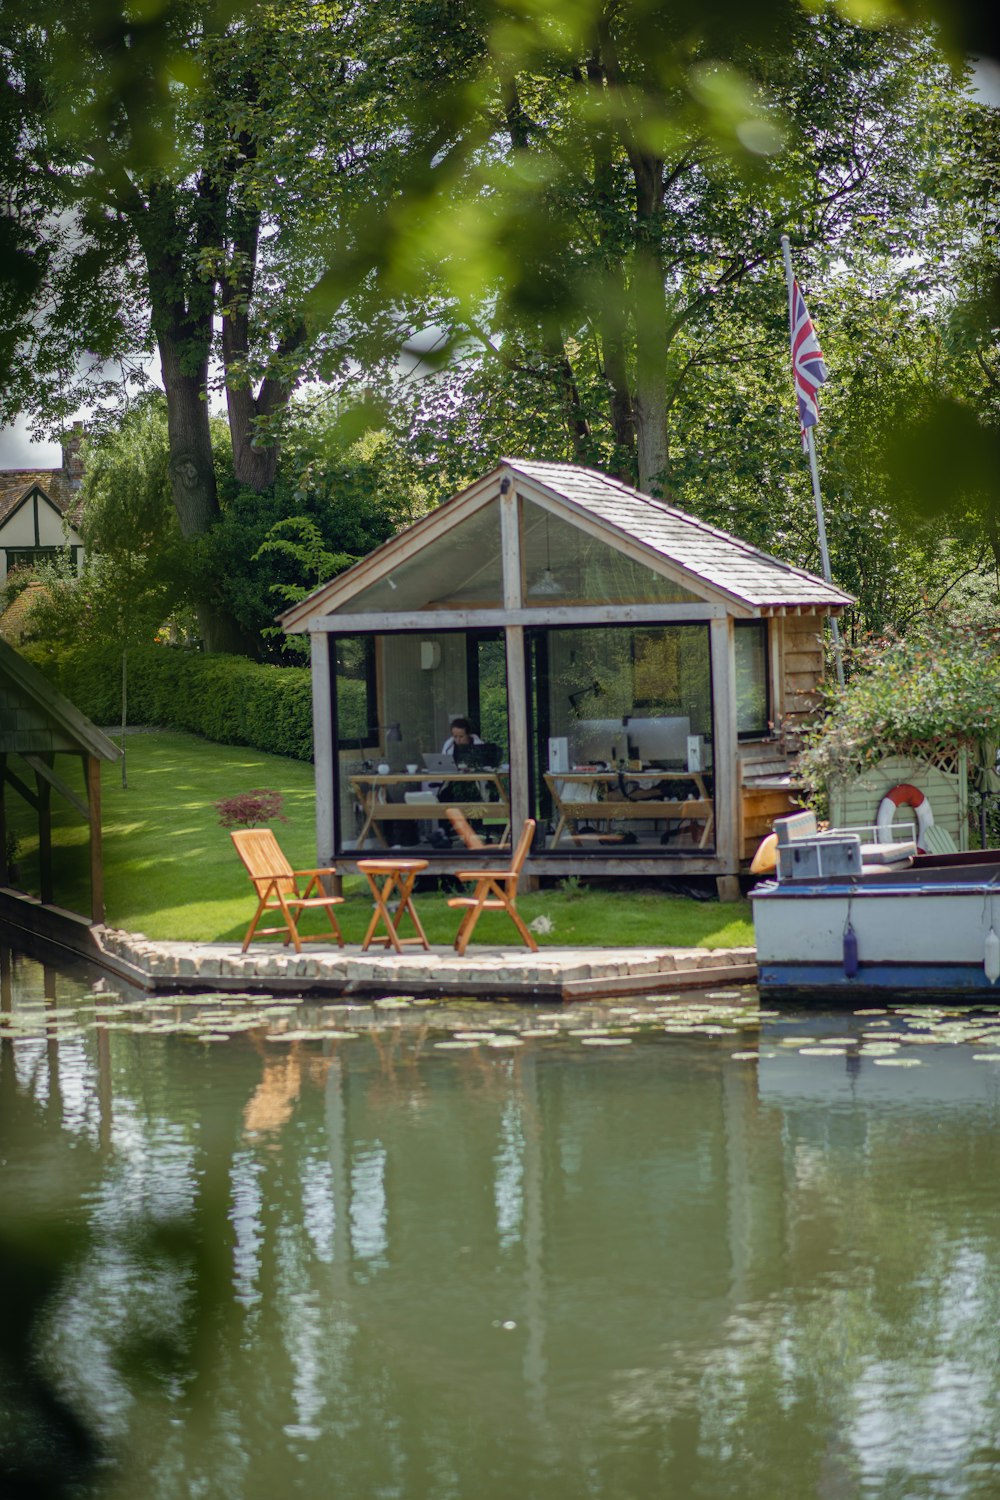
[329,618,768,858]
[529,623,717,855]
[333,630,512,854]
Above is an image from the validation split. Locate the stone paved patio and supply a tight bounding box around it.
[97,928,757,1002]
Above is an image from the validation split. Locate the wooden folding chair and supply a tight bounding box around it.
[447,818,539,955]
[230,828,345,953]
[445,806,485,849]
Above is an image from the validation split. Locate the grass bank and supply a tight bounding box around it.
[13,730,754,949]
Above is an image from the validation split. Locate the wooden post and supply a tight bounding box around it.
[87,753,104,923]
[37,756,53,905]
[0,754,7,884]
[501,481,532,882]
[768,616,784,728]
[310,632,340,894]
[710,617,741,901]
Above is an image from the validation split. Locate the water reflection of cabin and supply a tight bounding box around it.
[281,460,851,896]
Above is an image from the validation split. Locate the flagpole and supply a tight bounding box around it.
[780,234,845,688]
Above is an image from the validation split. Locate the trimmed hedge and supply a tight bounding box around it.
[23,642,316,762]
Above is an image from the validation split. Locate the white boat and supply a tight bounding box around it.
[751,812,1000,1000]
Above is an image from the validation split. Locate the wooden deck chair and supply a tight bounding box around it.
[447,818,539,955]
[922,823,958,856]
[231,828,345,953]
[445,806,485,849]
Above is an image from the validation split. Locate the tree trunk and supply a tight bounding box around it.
[551,345,591,459]
[599,23,671,498]
[220,205,302,492]
[588,52,636,479]
[630,158,671,498]
[633,281,671,496]
[158,329,249,654]
[159,333,220,538]
[227,382,281,491]
[224,340,303,493]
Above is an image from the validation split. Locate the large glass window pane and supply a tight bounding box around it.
[335,500,503,613]
[530,624,714,855]
[333,630,510,856]
[523,501,699,605]
[334,637,377,749]
[735,621,769,737]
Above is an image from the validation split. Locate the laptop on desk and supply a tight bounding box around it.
[422,751,456,774]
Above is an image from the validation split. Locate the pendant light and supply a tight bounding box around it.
[530,515,563,596]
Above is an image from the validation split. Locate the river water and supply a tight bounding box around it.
[3,949,1000,1500]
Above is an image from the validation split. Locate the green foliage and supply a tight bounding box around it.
[3,0,998,656]
[26,553,179,654]
[24,642,316,761]
[80,396,176,553]
[198,418,428,658]
[28,396,201,650]
[796,612,1000,799]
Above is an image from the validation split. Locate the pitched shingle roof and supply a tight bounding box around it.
[281,456,853,626]
[0,637,121,761]
[0,469,81,528]
[507,459,852,610]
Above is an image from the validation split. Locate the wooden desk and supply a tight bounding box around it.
[357,857,430,952]
[544,771,714,850]
[349,772,510,849]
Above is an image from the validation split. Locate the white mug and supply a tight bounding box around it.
[406,763,418,774]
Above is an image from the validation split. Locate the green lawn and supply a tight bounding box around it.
[13,730,754,949]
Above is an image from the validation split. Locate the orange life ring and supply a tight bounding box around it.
[876,782,934,850]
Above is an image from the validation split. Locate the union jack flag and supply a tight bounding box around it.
[789,278,828,444]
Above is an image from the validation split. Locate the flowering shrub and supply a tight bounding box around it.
[215,788,287,829]
[796,612,1000,802]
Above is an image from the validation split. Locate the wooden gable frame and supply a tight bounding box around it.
[281,461,850,635]
[0,641,121,922]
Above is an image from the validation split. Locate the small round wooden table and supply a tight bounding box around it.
[357,857,431,953]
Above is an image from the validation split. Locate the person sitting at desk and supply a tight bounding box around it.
[431,717,483,847]
[441,716,482,760]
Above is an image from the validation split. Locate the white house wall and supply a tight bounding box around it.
[0,490,84,583]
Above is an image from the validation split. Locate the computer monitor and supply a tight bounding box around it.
[626,715,691,767]
[569,718,624,766]
[457,742,502,770]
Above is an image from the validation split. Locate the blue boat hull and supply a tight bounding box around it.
[757,959,1000,1000]
[752,852,1000,1002]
